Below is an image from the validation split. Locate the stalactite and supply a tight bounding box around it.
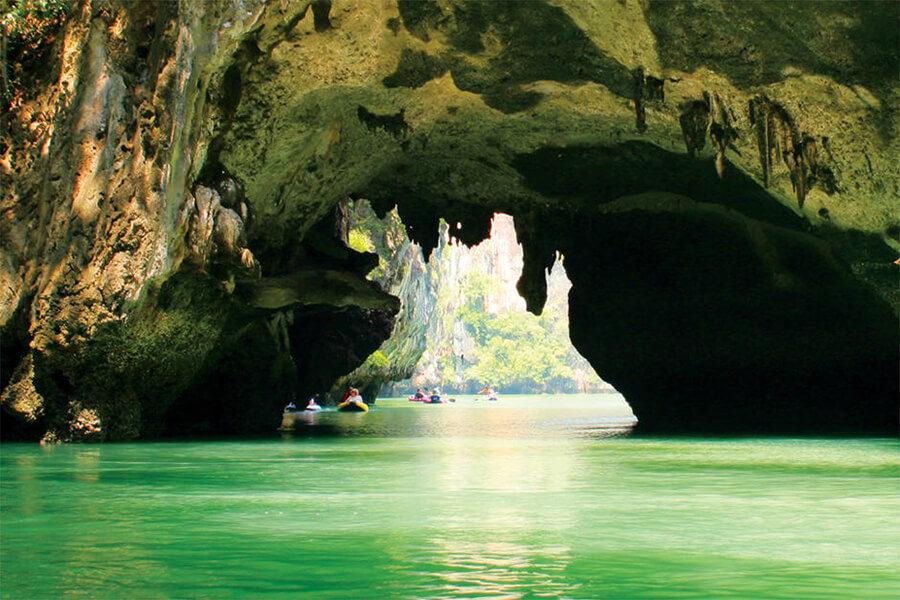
[678,99,709,158]
[632,67,665,134]
[680,91,738,178]
[748,96,770,187]
[703,91,739,178]
[632,67,646,133]
[748,95,837,208]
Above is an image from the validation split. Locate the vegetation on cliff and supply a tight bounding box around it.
[327,199,433,402]
[414,219,607,395]
[1,0,68,104]
[342,204,607,397]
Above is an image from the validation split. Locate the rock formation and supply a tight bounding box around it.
[369,212,611,396]
[327,200,434,404]
[1,0,897,440]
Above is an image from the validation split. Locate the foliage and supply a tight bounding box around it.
[462,307,573,391]
[346,228,373,254]
[1,0,69,102]
[428,245,589,393]
[345,200,405,284]
[2,0,68,47]
[362,350,389,369]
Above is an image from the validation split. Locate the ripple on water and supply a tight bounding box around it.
[1,398,898,600]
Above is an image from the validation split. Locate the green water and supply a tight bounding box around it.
[2,394,898,599]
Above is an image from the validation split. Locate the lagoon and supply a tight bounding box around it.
[2,394,898,599]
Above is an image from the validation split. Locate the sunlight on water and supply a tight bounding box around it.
[2,395,898,599]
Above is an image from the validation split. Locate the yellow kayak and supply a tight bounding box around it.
[337,401,368,412]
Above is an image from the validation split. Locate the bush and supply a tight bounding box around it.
[1,0,69,101]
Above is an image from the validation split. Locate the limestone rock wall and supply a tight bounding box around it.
[2,0,258,440]
[2,0,897,439]
[0,0,398,440]
[327,200,434,404]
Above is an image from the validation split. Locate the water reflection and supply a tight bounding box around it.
[2,403,898,600]
[385,421,584,599]
[416,538,579,599]
[73,447,101,482]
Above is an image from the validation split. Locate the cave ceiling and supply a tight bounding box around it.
[213,0,897,246]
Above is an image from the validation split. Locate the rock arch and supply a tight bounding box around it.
[2,0,896,440]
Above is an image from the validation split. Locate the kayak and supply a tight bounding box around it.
[408,396,425,402]
[424,396,446,404]
[337,401,368,412]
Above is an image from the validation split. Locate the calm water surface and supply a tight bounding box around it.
[2,394,898,599]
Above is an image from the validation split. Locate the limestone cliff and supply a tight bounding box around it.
[376,213,612,396]
[1,0,897,440]
[327,199,434,404]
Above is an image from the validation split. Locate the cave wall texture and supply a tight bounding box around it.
[1,0,897,441]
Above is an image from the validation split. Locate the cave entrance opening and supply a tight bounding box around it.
[338,200,629,411]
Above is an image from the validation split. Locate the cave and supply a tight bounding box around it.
[1,0,897,441]
[360,141,898,435]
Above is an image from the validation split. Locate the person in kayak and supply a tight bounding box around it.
[477,387,498,401]
[305,395,322,411]
[346,388,365,405]
[340,386,353,403]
